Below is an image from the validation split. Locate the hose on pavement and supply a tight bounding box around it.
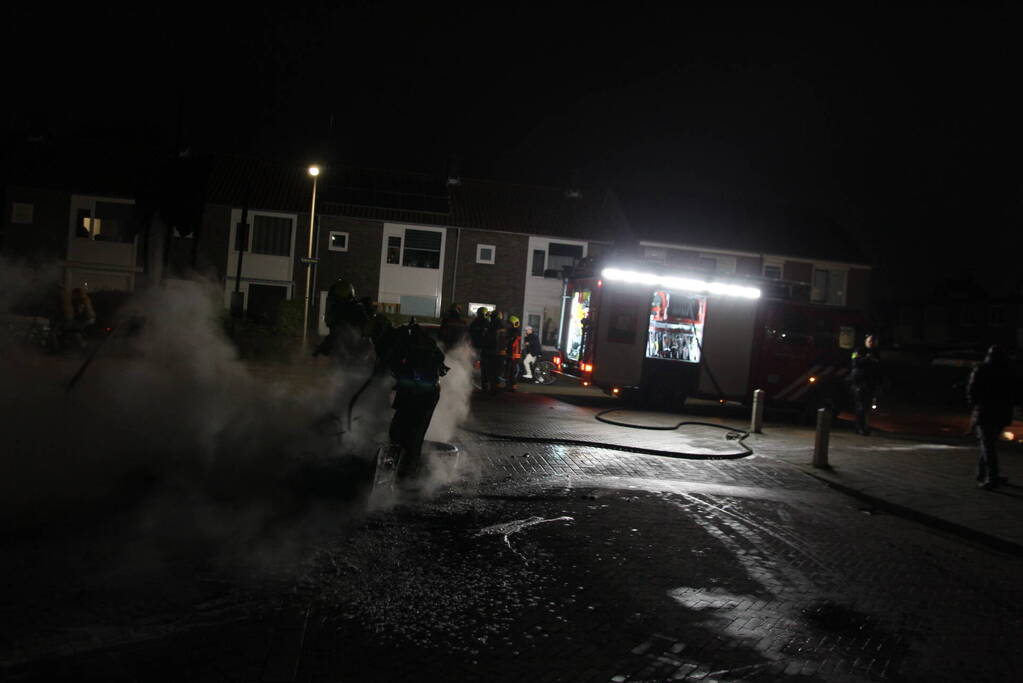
[463,409,753,460]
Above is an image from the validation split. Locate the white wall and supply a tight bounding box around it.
[377,223,446,317]
[523,236,587,342]
[223,208,297,310]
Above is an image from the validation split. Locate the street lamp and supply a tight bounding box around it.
[302,165,320,353]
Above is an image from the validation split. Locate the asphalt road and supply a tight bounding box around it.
[2,419,1022,682]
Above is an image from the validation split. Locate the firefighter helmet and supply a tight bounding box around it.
[331,277,355,299]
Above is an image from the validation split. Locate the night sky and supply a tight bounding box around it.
[5,3,1021,299]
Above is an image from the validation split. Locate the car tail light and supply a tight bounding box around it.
[582,363,593,373]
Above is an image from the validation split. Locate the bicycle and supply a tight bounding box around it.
[532,359,557,385]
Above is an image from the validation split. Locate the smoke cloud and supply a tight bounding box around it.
[0,263,475,566]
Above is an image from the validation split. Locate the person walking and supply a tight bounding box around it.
[849,334,880,435]
[521,325,542,381]
[504,315,523,390]
[967,344,1018,490]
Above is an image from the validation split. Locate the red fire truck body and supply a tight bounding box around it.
[558,264,869,410]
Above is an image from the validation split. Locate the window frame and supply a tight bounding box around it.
[249,213,295,257]
[811,266,848,306]
[476,243,496,265]
[328,231,349,252]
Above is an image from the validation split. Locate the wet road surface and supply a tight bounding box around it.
[3,436,1022,682]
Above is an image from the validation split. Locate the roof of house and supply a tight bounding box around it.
[627,192,871,266]
[204,155,631,244]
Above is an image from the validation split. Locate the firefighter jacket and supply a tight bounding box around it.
[507,327,522,359]
[483,318,506,356]
[439,306,468,348]
[469,315,488,350]
[849,346,880,390]
[390,324,448,397]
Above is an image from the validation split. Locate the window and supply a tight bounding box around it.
[74,202,136,242]
[251,214,293,256]
[476,243,495,264]
[839,326,856,350]
[11,202,33,224]
[402,229,442,269]
[328,231,349,252]
[547,242,584,273]
[527,314,541,330]
[531,249,546,276]
[643,247,666,262]
[763,264,782,280]
[990,305,1005,327]
[469,302,495,316]
[699,256,717,272]
[811,268,847,306]
[387,236,402,264]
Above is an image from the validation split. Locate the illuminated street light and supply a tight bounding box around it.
[302,165,320,353]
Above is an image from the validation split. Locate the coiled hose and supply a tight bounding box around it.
[465,408,753,460]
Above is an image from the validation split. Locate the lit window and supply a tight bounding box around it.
[476,244,495,264]
[329,231,349,252]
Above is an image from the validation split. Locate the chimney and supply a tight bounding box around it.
[564,168,582,198]
[446,155,462,187]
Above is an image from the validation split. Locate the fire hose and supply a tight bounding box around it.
[465,409,752,460]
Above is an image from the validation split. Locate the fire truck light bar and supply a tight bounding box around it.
[601,268,761,299]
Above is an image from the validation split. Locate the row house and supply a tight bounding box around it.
[620,199,872,311]
[4,148,870,345]
[190,156,630,346]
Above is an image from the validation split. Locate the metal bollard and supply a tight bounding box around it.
[750,389,765,434]
[813,407,831,469]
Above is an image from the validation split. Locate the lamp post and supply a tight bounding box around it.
[302,165,320,353]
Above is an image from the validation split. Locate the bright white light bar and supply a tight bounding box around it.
[601,267,761,299]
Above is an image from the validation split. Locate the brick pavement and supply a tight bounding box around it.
[463,385,1023,556]
[246,358,1023,553]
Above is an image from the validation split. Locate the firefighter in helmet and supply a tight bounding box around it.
[505,315,523,390]
[314,277,369,358]
[388,320,449,481]
[849,334,880,435]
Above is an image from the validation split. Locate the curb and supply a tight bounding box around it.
[800,468,1023,558]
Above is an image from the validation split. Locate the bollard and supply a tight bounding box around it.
[813,407,831,469]
[750,389,765,434]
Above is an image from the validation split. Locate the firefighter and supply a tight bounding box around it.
[468,306,489,353]
[439,302,469,350]
[505,315,523,390]
[361,297,396,371]
[967,344,1019,490]
[481,311,506,395]
[388,320,449,482]
[849,334,880,435]
[314,277,369,359]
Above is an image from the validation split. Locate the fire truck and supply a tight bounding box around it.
[556,260,870,414]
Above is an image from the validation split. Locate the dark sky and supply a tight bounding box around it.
[5,2,1021,299]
